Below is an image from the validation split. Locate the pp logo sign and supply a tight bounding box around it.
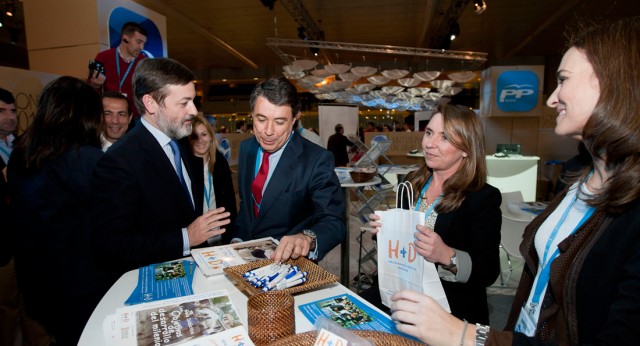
[496,71,538,112]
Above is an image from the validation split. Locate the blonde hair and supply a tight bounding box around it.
[190,116,218,174]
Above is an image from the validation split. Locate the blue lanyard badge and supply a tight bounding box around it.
[531,195,595,307]
[116,50,137,92]
[204,169,213,209]
[414,177,442,216]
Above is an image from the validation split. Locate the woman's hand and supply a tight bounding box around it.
[414,224,454,265]
[391,290,468,346]
[367,213,382,235]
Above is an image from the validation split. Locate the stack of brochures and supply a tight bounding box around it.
[299,293,418,341]
[190,237,279,277]
[104,290,254,346]
[125,259,196,305]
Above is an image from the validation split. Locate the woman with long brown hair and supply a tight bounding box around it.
[364,103,501,325]
[390,17,640,346]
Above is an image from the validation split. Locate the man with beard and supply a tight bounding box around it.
[91,58,231,281]
[88,22,149,119]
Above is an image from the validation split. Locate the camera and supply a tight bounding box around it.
[88,60,105,76]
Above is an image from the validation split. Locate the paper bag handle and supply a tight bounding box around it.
[396,181,415,210]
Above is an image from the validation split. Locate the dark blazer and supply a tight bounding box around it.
[0,158,10,266]
[359,183,501,324]
[91,124,204,279]
[498,191,640,345]
[8,146,109,344]
[209,149,237,223]
[227,133,345,261]
[431,184,502,324]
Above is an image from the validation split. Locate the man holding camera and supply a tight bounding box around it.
[88,22,148,119]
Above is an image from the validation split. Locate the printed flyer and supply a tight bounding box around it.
[108,290,251,346]
[125,259,196,305]
[191,237,278,276]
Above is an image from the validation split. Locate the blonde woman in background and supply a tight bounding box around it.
[190,116,237,244]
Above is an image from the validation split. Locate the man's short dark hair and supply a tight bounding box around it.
[335,124,343,133]
[121,22,148,38]
[0,87,15,105]
[102,90,131,114]
[249,76,301,118]
[132,58,196,115]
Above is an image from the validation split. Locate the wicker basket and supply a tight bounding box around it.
[349,170,377,183]
[270,330,424,346]
[247,291,296,345]
[224,257,338,296]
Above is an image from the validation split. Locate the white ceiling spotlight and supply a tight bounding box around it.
[473,0,487,15]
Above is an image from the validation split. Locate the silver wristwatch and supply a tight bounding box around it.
[441,251,458,270]
[475,323,489,346]
[302,229,317,248]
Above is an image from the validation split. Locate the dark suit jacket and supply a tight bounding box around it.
[209,149,237,223]
[91,124,204,279]
[0,158,10,266]
[227,133,345,261]
[433,184,502,324]
[8,146,109,343]
[400,183,502,324]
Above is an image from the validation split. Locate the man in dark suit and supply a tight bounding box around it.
[91,58,231,279]
[228,77,345,262]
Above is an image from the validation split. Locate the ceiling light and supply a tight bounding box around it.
[473,0,487,14]
[449,22,460,41]
[5,4,14,17]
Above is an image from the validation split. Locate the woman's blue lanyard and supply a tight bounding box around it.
[530,192,595,309]
[414,176,442,217]
[115,49,137,93]
[203,169,213,209]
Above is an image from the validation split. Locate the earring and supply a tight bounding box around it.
[462,153,468,158]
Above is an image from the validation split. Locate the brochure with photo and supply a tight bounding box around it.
[191,237,279,277]
[124,259,196,305]
[299,294,419,342]
[108,290,250,346]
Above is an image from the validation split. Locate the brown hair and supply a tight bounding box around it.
[132,58,195,116]
[14,76,102,171]
[405,104,487,213]
[190,116,218,174]
[568,17,640,213]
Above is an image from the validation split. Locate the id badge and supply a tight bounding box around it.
[515,306,536,337]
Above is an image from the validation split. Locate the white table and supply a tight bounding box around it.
[79,265,387,345]
[486,155,540,202]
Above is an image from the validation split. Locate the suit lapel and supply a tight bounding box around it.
[242,139,260,223]
[178,137,204,213]
[137,126,196,215]
[257,133,302,219]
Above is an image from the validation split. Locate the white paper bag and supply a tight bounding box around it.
[376,182,450,311]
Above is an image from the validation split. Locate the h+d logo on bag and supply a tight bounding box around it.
[388,240,417,263]
[496,71,538,112]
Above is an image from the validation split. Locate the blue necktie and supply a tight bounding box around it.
[168,139,194,209]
